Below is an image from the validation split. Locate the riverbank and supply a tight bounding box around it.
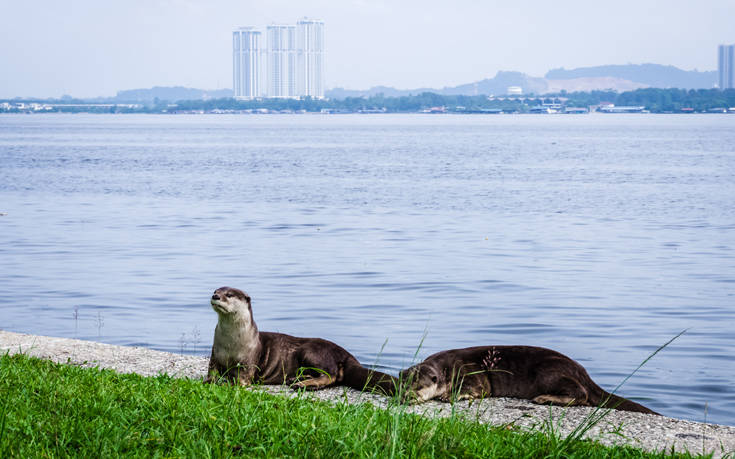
[0,352,664,458]
[1,330,733,457]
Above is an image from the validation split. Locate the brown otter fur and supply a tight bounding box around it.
[400,345,658,414]
[205,286,396,394]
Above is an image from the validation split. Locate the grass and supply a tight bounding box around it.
[0,353,699,458]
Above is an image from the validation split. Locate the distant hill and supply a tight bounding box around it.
[545,64,716,89]
[327,71,546,99]
[440,71,548,96]
[327,64,717,100]
[544,77,648,93]
[114,86,232,102]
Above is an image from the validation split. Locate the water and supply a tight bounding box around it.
[1,113,734,425]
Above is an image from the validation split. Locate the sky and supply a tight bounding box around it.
[1,0,733,98]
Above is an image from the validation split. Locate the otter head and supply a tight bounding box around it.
[399,363,447,403]
[210,286,252,321]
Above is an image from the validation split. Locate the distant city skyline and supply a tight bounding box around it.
[234,19,325,99]
[1,1,734,99]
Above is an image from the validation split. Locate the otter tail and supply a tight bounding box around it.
[342,361,398,396]
[593,389,659,415]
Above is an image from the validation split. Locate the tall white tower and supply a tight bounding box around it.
[233,27,262,99]
[296,19,325,99]
[719,44,735,90]
[266,25,297,98]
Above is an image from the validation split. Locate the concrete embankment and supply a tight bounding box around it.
[1,329,733,457]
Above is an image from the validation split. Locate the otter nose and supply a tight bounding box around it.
[211,293,220,301]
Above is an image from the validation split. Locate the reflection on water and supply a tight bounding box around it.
[1,114,734,425]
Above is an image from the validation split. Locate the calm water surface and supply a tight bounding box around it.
[1,113,734,424]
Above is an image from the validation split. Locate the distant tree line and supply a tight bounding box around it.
[170,88,735,113]
[170,93,563,113]
[153,88,735,113]
[559,88,735,112]
[613,88,735,112]
[4,88,735,114]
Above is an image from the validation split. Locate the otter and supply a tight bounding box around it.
[399,345,658,414]
[205,286,397,394]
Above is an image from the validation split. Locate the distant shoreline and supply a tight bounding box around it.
[2,110,735,115]
[3,87,735,115]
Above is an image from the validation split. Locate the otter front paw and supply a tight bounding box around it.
[204,371,222,384]
[290,374,333,391]
[532,394,576,405]
[292,382,323,391]
[287,376,308,386]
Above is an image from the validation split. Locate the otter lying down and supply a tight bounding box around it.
[206,286,657,414]
[400,345,658,414]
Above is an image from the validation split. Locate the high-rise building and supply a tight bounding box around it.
[718,44,735,90]
[296,19,325,99]
[266,25,297,98]
[233,27,262,99]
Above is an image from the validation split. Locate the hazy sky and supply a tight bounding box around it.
[1,0,733,98]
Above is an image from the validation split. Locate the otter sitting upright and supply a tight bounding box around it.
[206,286,396,394]
[400,345,658,414]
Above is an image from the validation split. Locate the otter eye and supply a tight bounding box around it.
[431,375,438,383]
[225,293,234,298]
